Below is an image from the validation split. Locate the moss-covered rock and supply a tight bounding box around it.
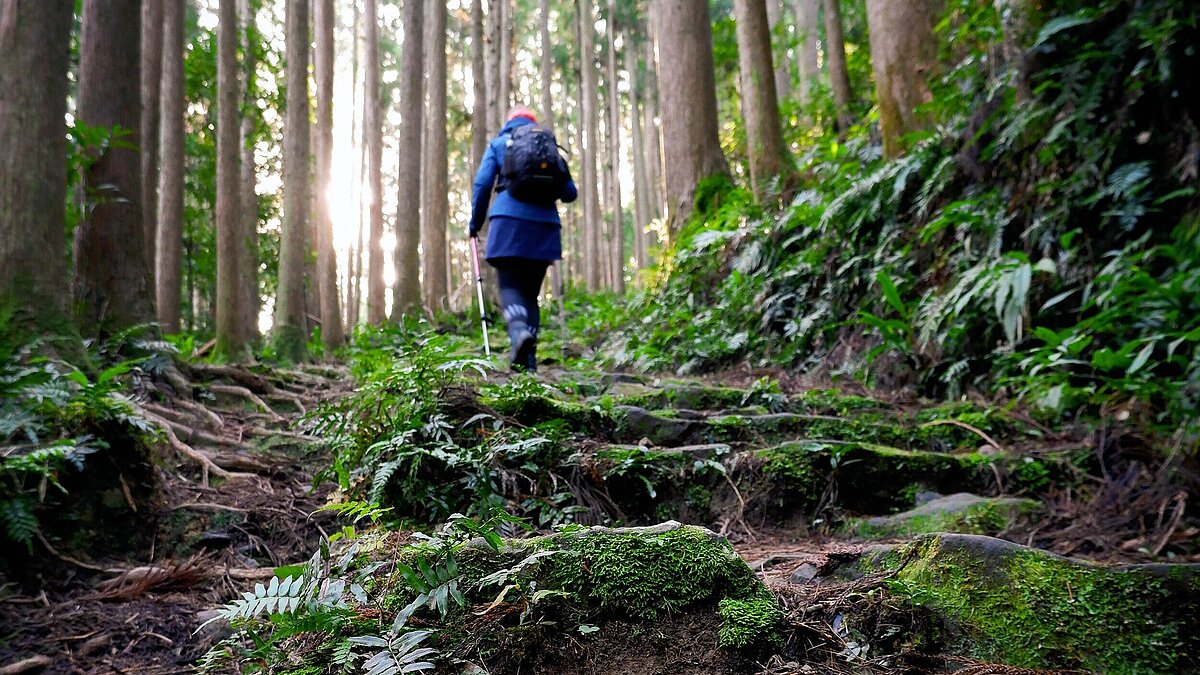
[850,534,1200,673]
[848,493,1040,538]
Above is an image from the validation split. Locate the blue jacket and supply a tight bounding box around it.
[469,117,578,261]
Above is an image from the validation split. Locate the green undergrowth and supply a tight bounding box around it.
[868,535,1200,673]
[567,0,1200,448]
[201,520,779,672]
[848,495,1041,539]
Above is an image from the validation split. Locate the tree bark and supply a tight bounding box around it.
[314,0,343,349]
[865,0,937,157]
[485,0,502,129]
[539,0,554,128]
[577,0,603,291]
[471,0,488,171]
[630,47,649,271]
[0,0,78,349]
[766,0,789,104]
[823,0,855,133]
[394,0,422,319]
[215,0,245,359]
[735,0,788,199]
[238,0,260,344]
[792,0,820,104]
[273,0,310,361]
[643,30,664,222]
[364,0,385,325]
[655,1,728,227]
[140,0,163,283]
[498,0,512,125]
[157,0,186,334]
[74,0,157,337]
[420,1,451,316]
[604,0,624,293]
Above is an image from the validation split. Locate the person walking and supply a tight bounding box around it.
[469,105,577,372]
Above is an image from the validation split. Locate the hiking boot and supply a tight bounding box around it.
[510,327,536,372]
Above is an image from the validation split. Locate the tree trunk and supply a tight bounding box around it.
[865,0,936,157]
[605,0,624,293]
[823,0,855,133]
[214,0,245,359]
[74,0,157,337]
[539,0,554,128]
[792,0,819,104]
[471,0,488,170]
[498,0,512,126]
[643,31,664,222]
[273,0,310,361]
[577,0,603,291]
[393,0,422,319]
[364,0,385,324]
[485,0,502,129]
[0,0,78,350]
[656,1,728,227]
[630,51,650,271]
[157,0,185,334]
[238,0,260,344]
[734,0,788,199]
[140,0,163,284]
[421,2,451,315]
[314,0,343,349]
[766,0,789,104]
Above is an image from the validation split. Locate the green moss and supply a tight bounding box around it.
[881,536,1197,673]
[791,389,886,415]
[851,497,1039,538]
[547,525,761,620]
[717,593,784,648]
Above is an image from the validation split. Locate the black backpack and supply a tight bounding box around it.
[500,124,568,206]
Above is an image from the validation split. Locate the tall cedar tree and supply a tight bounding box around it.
[823,0,856,133]
[0,0,78,352]
[577,0,603,290]
[216,0,246,359]
[157,0,186,333]
[364,0,385,324]
[865,0,937,157]
[605,0,624,292]
[766,0,789,104]
[314,0,344,348]
[656,0,728,227]
[734,0,788,199]
[793,0,820,103]
[238,0,261,343]
[421,1,449,314]
[630,29,650,270]
[643,31,664,221]
[273,0,310,361]
[141,0,163,281]
[74,0,157,337]
[471,0,488,169]
[394,0,424,317]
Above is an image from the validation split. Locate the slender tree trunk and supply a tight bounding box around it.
[420,2,451,316]
[157,0,185,334]
[140,0,163,283]
[604,0,624,293]
[643,31,664,222]
[630,57,650,271]
[865,0,937,157]
[656,0,728,228]
[273,0,310,361]
[792,0,819,104]
[238,0,260,344]
[471,0,488,170]
[498,0,511,125]
[823,0,855,133]
[364,0,385,324]
[394,0,423,319]
[766,0,789,104]
[577,0,602,291]
[216,0,245,360]
[314,0,342,349]
[485,0,502,128]
[735,0,788,199]
[74,0,157,337]
[0,0,79,350]
[539,0,554,127]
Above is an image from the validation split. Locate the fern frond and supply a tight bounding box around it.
[0,499,38,551]
[201,574,307,628]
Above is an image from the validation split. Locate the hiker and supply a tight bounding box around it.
[469,105,578,372]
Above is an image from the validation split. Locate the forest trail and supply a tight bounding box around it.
[7,354,1196,673]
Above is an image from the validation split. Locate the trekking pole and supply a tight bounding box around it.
[469,236,491,357]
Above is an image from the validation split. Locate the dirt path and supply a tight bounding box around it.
[0,365,352,675]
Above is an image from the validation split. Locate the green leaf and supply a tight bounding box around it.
[876,271,909,320]
[1033,12,1095,49]
[1127,342,1156,375]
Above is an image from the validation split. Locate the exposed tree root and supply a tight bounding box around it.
[189,363,272,393]
[919,418,1005,453]
[139,408,252,486]
[207,384,285,422]
[267,390,308,415]
[172,397,225,428]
